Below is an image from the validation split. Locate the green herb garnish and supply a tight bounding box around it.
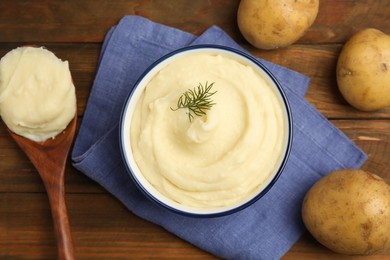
[171,81,217,122]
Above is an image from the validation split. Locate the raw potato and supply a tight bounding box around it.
[302,169,390,255]
[337,28,390,111]
[237,0,319,49]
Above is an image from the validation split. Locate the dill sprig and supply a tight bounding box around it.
[171,81,217,122]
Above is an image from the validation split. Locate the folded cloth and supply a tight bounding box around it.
[72,15,367,260]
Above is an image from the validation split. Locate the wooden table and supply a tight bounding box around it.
[1,1,389,259]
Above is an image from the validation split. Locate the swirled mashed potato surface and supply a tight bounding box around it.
[130,53,286,209]
[0,47,76,142]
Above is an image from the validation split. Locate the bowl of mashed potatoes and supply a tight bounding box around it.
[120,45,292,217]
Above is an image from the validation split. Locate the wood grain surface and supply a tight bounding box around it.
[1,0,389,259]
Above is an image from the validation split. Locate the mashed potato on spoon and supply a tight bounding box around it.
[0,46,76,142]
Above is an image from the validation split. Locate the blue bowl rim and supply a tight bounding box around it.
[119,44,293,218]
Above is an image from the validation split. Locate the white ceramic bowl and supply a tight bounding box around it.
[120,45,293,217]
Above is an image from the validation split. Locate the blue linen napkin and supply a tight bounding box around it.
[71,15,367,259]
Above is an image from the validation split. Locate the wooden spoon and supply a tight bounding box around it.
[8,113,77,260]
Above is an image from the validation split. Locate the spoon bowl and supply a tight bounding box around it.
[8,113,77,260]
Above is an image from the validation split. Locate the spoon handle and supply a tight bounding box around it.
[7,115,77,259]
[42,168,75,260]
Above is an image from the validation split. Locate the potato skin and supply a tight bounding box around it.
[302,169,390,255]
[237,0,319,49]
[337,28,390,111]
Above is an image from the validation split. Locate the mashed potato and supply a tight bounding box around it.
[0,47,76,142]
[130,53,287,208]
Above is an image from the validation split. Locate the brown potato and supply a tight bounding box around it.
[337,28,390,111]
[302,169,390,255]
[237,0,319,50]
